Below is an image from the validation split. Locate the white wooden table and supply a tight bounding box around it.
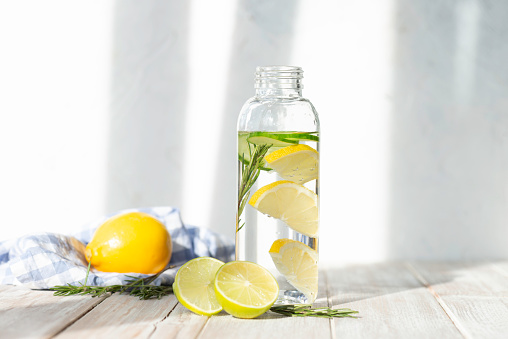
[1,262,507,339]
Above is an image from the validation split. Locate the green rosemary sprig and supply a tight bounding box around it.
[52,264,359,318]
[51,261,174,300]
[236,143,271,232]
[270,304,359,318]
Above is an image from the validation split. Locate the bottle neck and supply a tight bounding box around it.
[255,88,302,97]
[255,66,303,98]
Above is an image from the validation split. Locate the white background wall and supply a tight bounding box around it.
[1,0,507,263]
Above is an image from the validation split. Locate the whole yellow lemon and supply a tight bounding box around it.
[85,212,172,274]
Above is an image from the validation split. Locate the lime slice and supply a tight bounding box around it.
[247,132,298,147]
[238,132,318,172]
[265,144,319,183]
[214,261,279,319]
[269,239,318,303]
[249,180,319,237]
[238,132,253,164]
[173,257,225,316]
[250,131,319,143]
[238,133,272,171]
[278,132,319,142]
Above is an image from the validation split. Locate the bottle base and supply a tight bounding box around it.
[275,289,312,305]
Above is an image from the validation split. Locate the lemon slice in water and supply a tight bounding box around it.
[173,257,225,316]
[214,261,279,319]
[265,144,319,183]
[269,239,318,303]
[249,180,319,237]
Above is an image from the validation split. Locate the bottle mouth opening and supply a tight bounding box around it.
[255,65,303,89]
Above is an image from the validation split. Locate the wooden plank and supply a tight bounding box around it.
[409,261,508,297]
[0,285,106,339]
[3,262,505,338]
[194,268,332,339]
[149,303,208,339]
[438,296,508,339]
[409,261,508,339]
[490,261,508,280]
[199,311,331,339]
[326,262,464,339]
[54,293,179,339]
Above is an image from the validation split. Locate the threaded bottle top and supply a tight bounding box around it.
[255,66,303,96]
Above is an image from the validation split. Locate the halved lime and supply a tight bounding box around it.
[214,261,279,319]
[173,257,225,316]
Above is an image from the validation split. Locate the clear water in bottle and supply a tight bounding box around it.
[236,131,319,304]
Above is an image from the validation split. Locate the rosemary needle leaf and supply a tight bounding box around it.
[51,265,175,300]
[236,143,271,232]
[269,305,359,318]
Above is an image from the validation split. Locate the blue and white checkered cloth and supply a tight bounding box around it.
[0,207,235,289]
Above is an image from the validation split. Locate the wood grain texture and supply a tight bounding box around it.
[439,296,508,339]
[409,261,508,339]
[325,262,464,339]
[409,262,508,297]
[199,311,331,339]
[2,262,508,338]
[53,293,178,339]
[149,303,208,339]
[489,261,508,280]
[0,285,105,339]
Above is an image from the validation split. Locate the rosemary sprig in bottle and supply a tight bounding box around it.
[51,261,173,300]
[236,143,271,232]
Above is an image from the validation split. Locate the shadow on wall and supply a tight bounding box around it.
[389,0,508,259]
[106,0,190,213]
[105,0,302,238]
[209,0,302,238]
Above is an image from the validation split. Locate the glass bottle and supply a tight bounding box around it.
[236,66,320,304]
